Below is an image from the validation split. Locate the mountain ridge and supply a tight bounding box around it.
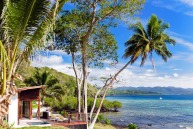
[113,86,193,95]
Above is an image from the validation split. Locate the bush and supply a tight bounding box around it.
[113,101,122,111]
[87,98,94,110]
[97,114,105,123]
[105,118,111,125]
[127,123,138,129]
[102,100,114,111]
[44,96,77,111]
[65,96,77,110]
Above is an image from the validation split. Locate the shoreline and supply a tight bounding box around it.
[111,122,193,129]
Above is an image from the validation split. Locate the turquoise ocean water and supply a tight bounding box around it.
[105,95,193,129]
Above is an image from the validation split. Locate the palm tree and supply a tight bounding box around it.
[123,14,176,71]
[24,69,59,104]
[0,0,67,125]
[88,15,175,129]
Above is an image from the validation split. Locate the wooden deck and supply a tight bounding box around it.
[52,121,87,126]
[47,120,87,129]
[44,113,87,129]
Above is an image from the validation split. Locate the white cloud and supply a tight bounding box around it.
[173,73,179,77]
[31,55,75,77]
[164,75,171,78]
[146,69,153,73]
[105,67,111,71]
[152,0,193,17]
[185,11,193,16]
[173,68,182,71]
[174,36,193,51]
[32,55,63,66]
[180,0,193,7]
[48,50,68,56]
[31,55,193,88]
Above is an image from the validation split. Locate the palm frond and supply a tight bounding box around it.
[22,0,68,61]
[124,14,175,69]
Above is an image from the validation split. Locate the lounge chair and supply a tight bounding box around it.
[50,113,57,121]
[57,115,68,122]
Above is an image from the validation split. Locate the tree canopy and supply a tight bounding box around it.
[124,14,175,71]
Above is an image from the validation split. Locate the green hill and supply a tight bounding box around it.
[107,89,160,96]
[16,65,97,97]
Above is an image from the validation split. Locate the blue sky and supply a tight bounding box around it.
[32,0,193,88]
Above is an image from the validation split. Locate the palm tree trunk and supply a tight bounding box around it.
[150,52,156,72]
[0,82,17,126]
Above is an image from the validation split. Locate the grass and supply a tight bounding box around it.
[15,126,68,129]
[94,123,117,129]
[12,123,117,129]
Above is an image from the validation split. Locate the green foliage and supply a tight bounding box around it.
[87,98,95,110]
[107,89,160,95]
[55,10,118,68]
[127,123,138,129]
[45,96,77,111]
[124,14,175,67]
[54,0,145,69]
[24,68,59,87]
[113,101,122,109]
[97,114,105,123]
[18,66,97,97]
[102,100,114,111]
[87,98,122,112]
[105,118,111,125]
[0,0,67,94]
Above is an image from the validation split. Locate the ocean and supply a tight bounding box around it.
[105,95,193,129]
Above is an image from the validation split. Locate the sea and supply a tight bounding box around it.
[105,95,193,129]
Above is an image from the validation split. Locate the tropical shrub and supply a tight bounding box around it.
[102,100,114,111]
[113,101,122,112]
[87,98,95,110]
[127,123,138,129]
[44,96,77,111]
[105,118,111,125]
[97,114,105,123]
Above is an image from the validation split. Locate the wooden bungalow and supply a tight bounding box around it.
[8,85,87,129]
[8,85,45,126]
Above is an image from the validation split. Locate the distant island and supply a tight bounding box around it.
[107,89,160,96]
[107,86,193,95]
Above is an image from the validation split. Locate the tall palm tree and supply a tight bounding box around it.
[0,0,67,125]
[24,69,59,104]
[88,15,175,129]
[124,14,176,71]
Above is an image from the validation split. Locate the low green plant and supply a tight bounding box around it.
[102,100,114,111]
[0,121,14,129]
[113,101,122,111]
[97,114,105,123]
[105,118,111,125]
[127,123,138,129]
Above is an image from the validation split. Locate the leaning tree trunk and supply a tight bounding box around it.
[89,61,132,129]
[89,86,104,123]
[0,82,17,127]
[88,86,109,129]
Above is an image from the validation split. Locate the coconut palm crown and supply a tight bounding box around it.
[123,14,176,71]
